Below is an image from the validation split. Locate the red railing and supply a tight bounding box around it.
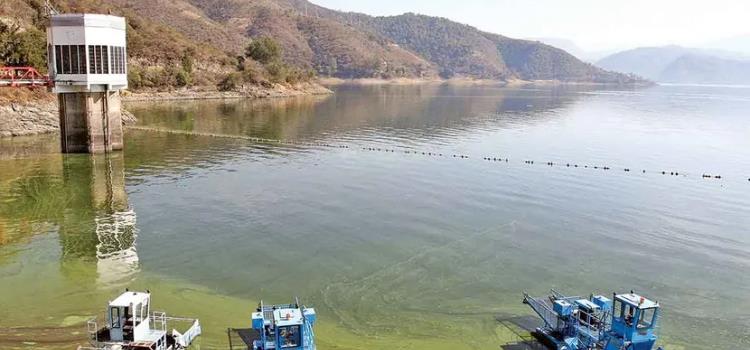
[0,66,52,88]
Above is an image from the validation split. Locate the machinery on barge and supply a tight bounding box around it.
[79,290,201,350]
[523,290,663,350]
[228,298,316,350]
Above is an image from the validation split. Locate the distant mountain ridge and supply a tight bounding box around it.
[597,46,750,84]
[4,0,643,87]
[242,1,638,83]
[527,38,620,63]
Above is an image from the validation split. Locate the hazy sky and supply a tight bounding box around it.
[311,0,750,52]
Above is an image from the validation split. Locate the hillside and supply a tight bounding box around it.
[659,54,750,85]
[216,1,638,83]
[597,46,750,84]
[1,0,643,91]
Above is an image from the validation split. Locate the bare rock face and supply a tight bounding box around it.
[0,101,59,137]
[122,109,138,125]
[0,100,137,138]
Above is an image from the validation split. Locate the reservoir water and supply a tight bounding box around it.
[1,84,749,349]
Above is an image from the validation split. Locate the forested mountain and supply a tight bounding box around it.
[597,46,750,84]
[210,1,637,83]
[1,0,642,90]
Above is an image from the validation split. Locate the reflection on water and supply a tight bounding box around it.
[125,85,577,145]
[94,209,138,286]
[1,84,750,350]
[0,152,138,286]
[57,154,139,287]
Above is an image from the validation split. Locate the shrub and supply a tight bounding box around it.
[128,67,144,89]
[241,60,266,84]
[175,69,191,87]
[218,72,242,91]
[141,67,171,88]
[285,67,315,84]
[264,61,287,83]
[245,36,282,64]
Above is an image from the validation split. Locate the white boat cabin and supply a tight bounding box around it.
[83,290,201,350]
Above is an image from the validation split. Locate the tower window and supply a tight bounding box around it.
[89,45,97,74]
[55,45,63,74]
[102,46,110,74]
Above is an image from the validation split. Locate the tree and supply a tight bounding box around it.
[0,23,47,71]
[175,69,191,87]
[181,48,195,73]
[245,36,281,64]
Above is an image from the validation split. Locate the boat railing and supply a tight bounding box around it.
[147,311,201,345]
[86,317,99,345]
[151,311,168,333]
[549,289,583,303]
[302,318,316,350]
[261,303,297,311]
[151,313,201,348]
[174,318,202,348]
[78,341,128,350]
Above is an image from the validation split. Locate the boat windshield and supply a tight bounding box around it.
[638,307,657,329]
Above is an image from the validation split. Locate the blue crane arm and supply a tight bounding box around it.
[523,292,561,330]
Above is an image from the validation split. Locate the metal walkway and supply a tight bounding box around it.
[0,67,51,88]
[228,328,260,350]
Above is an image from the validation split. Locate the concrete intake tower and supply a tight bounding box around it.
[47,14,128,153]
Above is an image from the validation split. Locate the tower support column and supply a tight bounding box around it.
[59,91,123,153]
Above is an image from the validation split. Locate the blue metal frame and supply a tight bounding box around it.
[251,299,316,350]
[523,290,663,350]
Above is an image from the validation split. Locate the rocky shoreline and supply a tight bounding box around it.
[0,99,137,138]
[122,82,332,102]
[0,82,331,138]
[0,100,59,137]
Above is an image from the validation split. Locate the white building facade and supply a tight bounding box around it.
[47,14,128,93]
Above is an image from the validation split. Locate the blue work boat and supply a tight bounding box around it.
[523,290,663,350]
[228,298,316,350]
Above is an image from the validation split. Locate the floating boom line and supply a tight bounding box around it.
[126,126,750,184]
